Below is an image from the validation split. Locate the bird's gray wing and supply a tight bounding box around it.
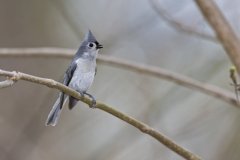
[64,61,80,109]
[61,61,77,108]
[64,61,77,86]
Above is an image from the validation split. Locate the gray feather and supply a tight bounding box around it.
[68,96,78,110]
[83,30,97,43]
[45,93,67,126]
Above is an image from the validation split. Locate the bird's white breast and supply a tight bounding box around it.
[69,57,96,92]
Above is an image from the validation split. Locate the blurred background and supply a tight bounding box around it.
[0,0,240,159]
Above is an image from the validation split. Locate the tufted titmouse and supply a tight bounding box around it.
[46,30,102,126]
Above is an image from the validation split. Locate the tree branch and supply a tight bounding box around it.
[195,0,240,74]
[149,0,218,43]
[0,47,238,108]
[0,69,201,160]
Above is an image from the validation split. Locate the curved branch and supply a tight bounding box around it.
[0,69,201,160]
[149,0,218,43]
[0,47,238,108]
[195,0,240,74]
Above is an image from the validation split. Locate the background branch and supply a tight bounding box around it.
[149,0,217,43]
[0,47,238,108]
[0,69,201,160]
[195,0,240,74]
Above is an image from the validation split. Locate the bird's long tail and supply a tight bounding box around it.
[45,93,66,126]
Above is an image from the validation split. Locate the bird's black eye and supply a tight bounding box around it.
[88,42,95,48]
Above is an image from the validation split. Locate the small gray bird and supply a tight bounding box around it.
[46,30,102,126]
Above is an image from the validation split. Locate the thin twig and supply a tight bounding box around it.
[0,69,201,160]
[195,0,240,74]
[0,47,238,108]
[0,79,15,89]
[149,0,217,43]
[229,66,240,103]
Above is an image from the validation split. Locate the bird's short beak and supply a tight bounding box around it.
[97,44,103,49]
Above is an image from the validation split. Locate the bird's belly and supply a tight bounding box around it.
[69,70,95,92]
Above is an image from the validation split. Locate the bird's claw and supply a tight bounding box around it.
[79,91,84,97]
[84,92,96,108]
[90,99,96,108]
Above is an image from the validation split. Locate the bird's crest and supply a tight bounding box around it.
[83,30,97,42]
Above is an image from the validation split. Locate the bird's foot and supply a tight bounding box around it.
[79,91,84,97]
[84,92,96,108]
